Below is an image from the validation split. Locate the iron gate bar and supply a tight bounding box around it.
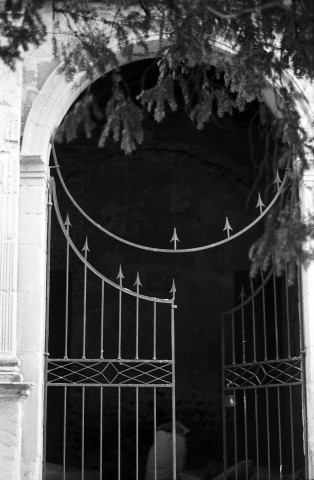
[100,280,104,359]
[298,268,309,477]
[234,391,238,480]
[82,386,85,480]
[250,276,257,363]
[100,387,103,479]
[154,387,157,480]
[117,265,123,360]
[43,183,52,480]
[82,239,89,360]
[285,265,291,358]
[277,387,282,480]
[50,139,289,253]
[266,388,271,477]
[63,386,67,480]
[65,215,70,359]
[289,385,295,478]
[272,268,279,360]
[254,389,259,479]
[118,386,121,480]
[153,301,157,360]
[244,390,248,479]
[134,273,141,360]
[241,293,246,363]
[232,311,235,365]
[261,269,268,361]
[136,386,139,480]
[171,288,177,479]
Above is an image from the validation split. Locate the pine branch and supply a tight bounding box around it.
[204,1,285,20]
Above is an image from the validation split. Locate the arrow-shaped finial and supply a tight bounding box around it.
[133,271,142,288]
[223,217,233,238]
[170,279,176,299]
[256,193,265,215]
[239,285,245,301]
[170,228,180,250]
[273,170,282,192]
[117,264,124,282]
[64,214,71,228]
[82,237,90,253]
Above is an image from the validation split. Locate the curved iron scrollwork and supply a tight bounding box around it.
[51,177,173,304]
[50,139,288,253]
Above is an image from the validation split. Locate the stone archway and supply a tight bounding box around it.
[19,28,314,479]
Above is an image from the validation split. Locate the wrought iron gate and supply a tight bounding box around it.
[45,177,177,480]
[221,267,307,479]
[46,142,307,479]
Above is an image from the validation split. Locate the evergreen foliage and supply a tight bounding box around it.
[0,0,46,68]
[1,0,314,275]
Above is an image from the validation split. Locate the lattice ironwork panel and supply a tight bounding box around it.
[224,358,302,389]
[47,359,173,386]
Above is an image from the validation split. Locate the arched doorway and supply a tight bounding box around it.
[41,57,307,480]
[19,29,314,478]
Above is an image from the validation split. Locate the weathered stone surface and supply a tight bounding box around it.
[0,394,22,480]
[0,59,22,363]
[0,56,28,480]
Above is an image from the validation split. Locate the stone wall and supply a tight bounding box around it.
[0,59,33,480]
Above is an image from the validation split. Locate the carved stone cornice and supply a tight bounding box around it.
[20,154,48,185]
[0,382,33,400]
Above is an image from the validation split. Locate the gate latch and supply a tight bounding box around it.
[224,394,235,407]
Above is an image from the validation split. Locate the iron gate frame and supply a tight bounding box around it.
[43,177,178,480]
[221,266,308,480]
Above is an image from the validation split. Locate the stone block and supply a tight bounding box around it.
[19,185,47,215]
[18,244,46,293]
[18,351,44,383]
[19,212,46,245]
[21,382,44,473]
[17,292,46,352]
[0,394,23,480]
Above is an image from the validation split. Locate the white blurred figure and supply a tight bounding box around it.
[145,422,190,480]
